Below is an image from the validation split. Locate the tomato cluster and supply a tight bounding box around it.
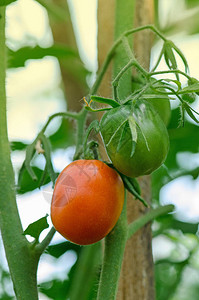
[51,94,170,245]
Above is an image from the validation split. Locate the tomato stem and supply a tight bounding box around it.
[0,7,39,299]
[127,204,175,239]
[35,227,56,255]
[150,69,192,80]
[97,191,128,300]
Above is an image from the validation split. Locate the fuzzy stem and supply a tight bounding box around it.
[97,193,128,300]
[150,69,192,80]
[128,205,175,239]
[0,7,39,299]
[35,227,56,255]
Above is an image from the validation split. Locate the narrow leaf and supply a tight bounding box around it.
[24,142,37,181]
[183,103,199,123]
[171,42,189,73]
[121,175,148,207]
[128,116,137,156]
[163,41,179,80]
[179,83,199,94]
[84,106,111,112]
[90,95,120,108]
[40,133,57,186]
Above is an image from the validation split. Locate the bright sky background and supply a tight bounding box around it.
[0,0,199,298]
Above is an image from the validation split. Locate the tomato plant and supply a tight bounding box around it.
[99,99,170,178]
[51,160,125,245]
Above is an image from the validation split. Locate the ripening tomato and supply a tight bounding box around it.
[100,99,169,178]
[51,160,124,245]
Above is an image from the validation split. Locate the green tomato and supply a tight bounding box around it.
[145,91,171,126]
[132,81,171,126]
[100,99,169,178]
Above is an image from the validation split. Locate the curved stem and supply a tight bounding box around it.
[41,111,79,133]
[150,69,192,80]
[35,227,56,256]
[124,24,167,41]
[127,204,174,239]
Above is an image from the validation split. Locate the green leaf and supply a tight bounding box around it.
[183,102,199,123]
[83,120,100,158]
[182,93,196,104]
[40,133,57,186]
[40,279,69,300]
[10,140,28,151]
[8,45,78,68]
[128,115,137,156]
[121,175,148,207]
[90,95,120,108]
[17,165,52,194]
[163,41,179,80]
[163,78,182,91]
[155,259,187,300]
[179,83,199,94]
[171,41,189,73]
[23,215,49,241]
[84,106,111,112]
[0,0,17,6]
[49,118,75,150]
[142,94,171,100]
[24,142,37,181]
[46,241,81,258]
[104,111,137,157]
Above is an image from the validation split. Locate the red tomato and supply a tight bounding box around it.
[51,160,124,245]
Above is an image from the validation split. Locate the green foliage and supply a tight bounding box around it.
[7,45,78,69]
[10,141,27,151]
[49,119,75,150]
[155,259,187,300]
[17,166,52,194]
[0,0,17,6]
[23,215,49,241]
[46,241,81,258]
[40,243,101,300]
[1,0,199,298]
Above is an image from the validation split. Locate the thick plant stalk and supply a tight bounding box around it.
[0,7,39,299]
[98,0,155,299]
[96,192,128,300]
[118,0,155,299]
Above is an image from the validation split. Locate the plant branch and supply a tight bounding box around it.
[128,204,175,239]
[35,227,56,255]
[97,192,128,300]
[73,108,88,160]
[0,8,39,299]
[150,69,192,80]
[90,25,169,99]
[41,111,79,133]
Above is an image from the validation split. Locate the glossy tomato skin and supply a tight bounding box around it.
[100,99,169,178]
[51,160,124,245]
[132,81,171,126]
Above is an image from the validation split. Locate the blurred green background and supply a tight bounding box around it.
[0,0,199,299]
